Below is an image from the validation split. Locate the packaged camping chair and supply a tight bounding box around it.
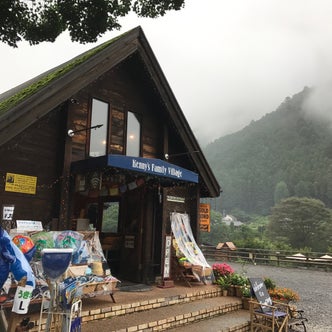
[248,278,307,332]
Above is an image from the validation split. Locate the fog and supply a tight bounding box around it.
[1,0,332,146]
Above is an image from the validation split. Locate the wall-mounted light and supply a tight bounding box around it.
[67,124,103,137]
[164,151,199,160]
[70,98,79,104]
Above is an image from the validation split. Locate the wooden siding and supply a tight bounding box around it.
[0,106,66,224]
[69,55,165,161]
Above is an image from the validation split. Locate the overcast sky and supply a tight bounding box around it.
[1,0,332,146]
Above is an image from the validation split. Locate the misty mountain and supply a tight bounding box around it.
[204,86,332,215]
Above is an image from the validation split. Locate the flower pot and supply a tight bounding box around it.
[228,286,235,297]
[235,286,243,297]
[222,289,228,296]
[242,297,251,310]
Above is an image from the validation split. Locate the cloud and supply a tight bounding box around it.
[1,0,332,146]
[303,82,332,126]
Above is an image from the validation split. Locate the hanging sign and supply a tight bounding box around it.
[199,203,210,232]
[108,155,199,183]
[5,173,37,195]
[12,285,33,314]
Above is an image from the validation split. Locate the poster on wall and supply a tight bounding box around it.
[2,205,15,221]
[2,204,15,232]
[5,173,37,195]
[199,203,210,232]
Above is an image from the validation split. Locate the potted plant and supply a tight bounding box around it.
[230,273,248,297]
[268,287,300,303]
[241,285,252,310]
[212,263,234,281]
[216,275,231,296]
[263,277,276,290]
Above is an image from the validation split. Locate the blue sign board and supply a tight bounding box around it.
[107,155,198,183]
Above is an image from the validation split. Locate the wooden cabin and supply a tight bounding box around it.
[0,27,220,284]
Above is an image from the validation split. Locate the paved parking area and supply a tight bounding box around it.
[225,261,332,331]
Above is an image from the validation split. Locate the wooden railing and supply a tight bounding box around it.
[200,245,332,271]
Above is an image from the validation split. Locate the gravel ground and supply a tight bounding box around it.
[222,261,332,332]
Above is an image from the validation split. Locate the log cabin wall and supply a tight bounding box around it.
[68,54,166,162]
[0,105,67,226]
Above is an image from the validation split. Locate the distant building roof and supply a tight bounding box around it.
[216,242,237,250]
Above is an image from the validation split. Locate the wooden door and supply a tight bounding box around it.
[119,187,144,282]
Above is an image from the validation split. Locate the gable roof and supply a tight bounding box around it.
[0,26,220,197]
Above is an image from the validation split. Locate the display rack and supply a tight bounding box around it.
[38,291,82,332]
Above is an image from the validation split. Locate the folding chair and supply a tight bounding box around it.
[288,307,308,332]
[249,278,289,332]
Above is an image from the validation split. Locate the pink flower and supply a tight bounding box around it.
[212,263,234,277]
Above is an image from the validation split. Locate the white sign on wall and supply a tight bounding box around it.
[2,205,15,221]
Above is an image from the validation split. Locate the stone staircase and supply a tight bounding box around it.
[78,284,251,332]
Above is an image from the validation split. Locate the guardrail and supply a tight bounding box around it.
[200,245,332,271]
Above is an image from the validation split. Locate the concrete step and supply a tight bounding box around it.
[168,309,250,332]
[81,296,250,331]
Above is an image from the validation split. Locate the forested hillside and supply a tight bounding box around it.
[204,87,332,215]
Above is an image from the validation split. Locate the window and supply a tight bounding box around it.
[126,111,141,157]
[89,99,108,157]
[89,99,141,157]
[101,201,119,233]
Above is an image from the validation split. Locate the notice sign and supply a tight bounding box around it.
[17,220,43,232]
[5,173,37,195]
[12,285,33,314]
[2,205,15,220]
[163,235,172,279]
[199,203,210,232]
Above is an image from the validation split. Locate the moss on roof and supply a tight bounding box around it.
[0,34,124,116]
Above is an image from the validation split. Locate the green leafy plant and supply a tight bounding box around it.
[263,277,276,290]
[241,285,252,298]
[230,273,248,286]
[216,275,232,291]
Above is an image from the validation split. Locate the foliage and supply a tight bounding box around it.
[0,0,185,47]
[269,287,300,302]
[274,181,289,205]
[212,263,234,280]
[230,273,248,286]
[263,277,276,290]
[200,214,272,248]
[204,86,332,218]
[268,197,332,251]
[241,284,252,298]
[101,201,119,232]
[216,275,232,290]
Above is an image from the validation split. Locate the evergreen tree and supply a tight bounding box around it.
[268,197,331,251]
[274,181,290,204]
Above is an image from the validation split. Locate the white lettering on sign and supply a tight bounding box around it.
[132,159,150,171]
[168,167,182,178]
[163,236,172,278]
[151,163,167,176]
[131,159,184,179]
